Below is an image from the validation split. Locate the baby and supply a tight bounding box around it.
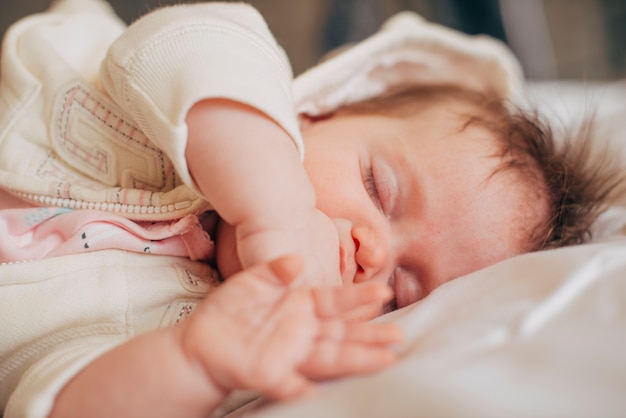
[0,0,617,417]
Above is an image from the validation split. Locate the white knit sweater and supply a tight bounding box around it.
[0,0,302,222]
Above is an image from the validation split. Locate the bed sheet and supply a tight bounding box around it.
[228,80,626,418]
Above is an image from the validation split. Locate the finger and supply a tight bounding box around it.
[318,320,404,345]
[263,373,315,400]
[341,299,390,321]
[299,341,398,380]
[312,283,393,317]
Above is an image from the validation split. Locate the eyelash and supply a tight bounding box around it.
[364,168,383,212]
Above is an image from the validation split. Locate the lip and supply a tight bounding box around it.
[393,268,423,309]
[394,272,409,309]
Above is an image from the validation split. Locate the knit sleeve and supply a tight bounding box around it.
[3,338,124,418]
[100,3,303,193]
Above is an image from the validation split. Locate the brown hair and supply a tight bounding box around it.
[338,85,625,251]
[482,104,624,250]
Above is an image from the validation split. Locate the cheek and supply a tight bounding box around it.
[304,153,362,217]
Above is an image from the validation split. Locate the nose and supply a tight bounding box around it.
[352,223,390,283]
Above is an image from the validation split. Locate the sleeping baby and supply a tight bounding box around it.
[0,0,618,417]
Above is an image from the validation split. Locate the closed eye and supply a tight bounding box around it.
[363,167,383,213]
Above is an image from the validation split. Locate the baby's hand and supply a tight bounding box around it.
[235,208,342,287]
[180,255,403,400]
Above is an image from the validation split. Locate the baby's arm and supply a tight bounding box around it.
[49,256,402,418]
[185,99,340,285]
[100,3,339,285]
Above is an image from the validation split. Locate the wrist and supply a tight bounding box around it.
[234,208,319,267]
[233,208,342,288]
[172,321,230,408]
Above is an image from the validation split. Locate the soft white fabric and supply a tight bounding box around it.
[0,0,300,222]
[99,1,302,190]
[293,11,523,117]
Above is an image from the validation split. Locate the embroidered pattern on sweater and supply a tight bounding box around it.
[175,264,220,293]
[159,300,200,327]
[175,303,195,323]
[49,81,178,193]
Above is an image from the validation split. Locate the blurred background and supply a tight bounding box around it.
[1,0,624,80]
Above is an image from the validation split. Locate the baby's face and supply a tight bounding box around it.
[301,100,548,313]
